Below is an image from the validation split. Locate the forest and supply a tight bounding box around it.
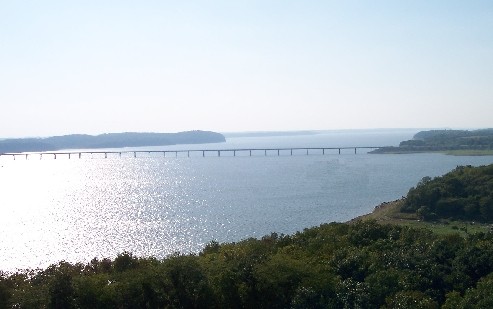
[1,165,493,308]
[402,164,493,222]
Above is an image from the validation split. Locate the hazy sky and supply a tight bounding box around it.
[1,1,492,137]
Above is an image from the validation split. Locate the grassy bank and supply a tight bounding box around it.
[371,150,493,156]
[354,199,491,236]
[445,149,493,156]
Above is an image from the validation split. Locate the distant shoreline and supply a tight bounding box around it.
[0,131,226,154]
[222,128,421,138]
[371,129,493,156]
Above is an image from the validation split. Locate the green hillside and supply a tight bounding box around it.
[402,164,493,222]
[2,221,493,308]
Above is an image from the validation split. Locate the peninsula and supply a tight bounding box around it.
[0,130,226,153]
[371,128,493,155]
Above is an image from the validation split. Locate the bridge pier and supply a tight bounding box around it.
[79,153,81,159]
[203,151,205,157]
[339,148,341,155]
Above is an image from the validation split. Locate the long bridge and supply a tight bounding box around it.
[0,146,385,160]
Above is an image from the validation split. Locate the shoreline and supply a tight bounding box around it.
[371,149,493,156]
[349,198,491,236]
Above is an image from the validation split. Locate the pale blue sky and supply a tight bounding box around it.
[1,1,492,137]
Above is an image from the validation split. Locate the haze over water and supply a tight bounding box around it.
[1,130,493,271]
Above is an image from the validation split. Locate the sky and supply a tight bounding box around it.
[1,1,492,138]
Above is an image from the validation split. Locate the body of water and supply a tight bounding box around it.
[1,129,493,271]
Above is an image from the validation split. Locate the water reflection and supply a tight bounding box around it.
[1,143,493,271]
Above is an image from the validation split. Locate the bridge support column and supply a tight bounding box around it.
[105,153,107,159]
[290,149,293,156]
[354,148,357,154]
[265,150,267,156]
[188,151,190,158]
[339,148,341,155]
[306,149,309,155]
[277,149,280,156]
[250,150,252,156]
[26,154,28,160]
[68,153,70,159]
[323,149,325,155]
[79,153,81,159]
[203,151,205,157]
[54,154,56,159]
[218,150,221,157]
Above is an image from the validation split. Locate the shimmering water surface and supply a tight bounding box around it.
[1,130,493,271]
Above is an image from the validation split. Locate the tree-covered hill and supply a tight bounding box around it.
[1,221,493,308]
[371,129,493,154]
[0,131,226,153]
[402,164,493,222]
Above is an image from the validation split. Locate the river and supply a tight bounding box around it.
[1,129,493,271]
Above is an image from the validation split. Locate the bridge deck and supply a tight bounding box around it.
[0,147,384,159]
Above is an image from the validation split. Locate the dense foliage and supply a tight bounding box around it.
[1,221,493,308]
[402,164,493,222]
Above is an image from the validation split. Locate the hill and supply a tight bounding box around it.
[353,164,493,237]
[401,164,493,222]
[0,131,226,153]
[371,129,493,155]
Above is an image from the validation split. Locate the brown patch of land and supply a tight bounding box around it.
[348,198,415,224]
[349,198,491,236]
